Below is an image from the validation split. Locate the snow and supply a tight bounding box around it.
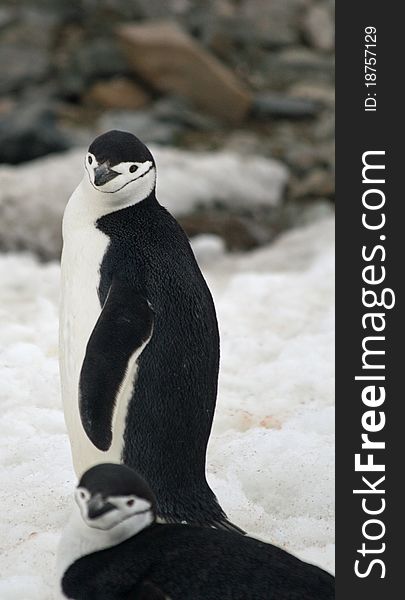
[0,216,334,598]
[0,146,288,259]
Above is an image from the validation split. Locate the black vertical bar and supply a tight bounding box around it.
[336,1,402,597]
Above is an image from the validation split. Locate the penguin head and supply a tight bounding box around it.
[75,463,156,532]
[84,130,156,204]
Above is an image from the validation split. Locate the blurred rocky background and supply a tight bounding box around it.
[0,0,334,260]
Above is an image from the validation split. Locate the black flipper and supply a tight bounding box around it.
[79,279,154,451]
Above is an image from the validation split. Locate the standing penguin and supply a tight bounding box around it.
[60,130,232,528]
[58,464,335,600]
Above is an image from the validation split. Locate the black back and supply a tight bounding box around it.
[95,193,223,525]
[62,523,335,600]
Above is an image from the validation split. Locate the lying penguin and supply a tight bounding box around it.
[59,129,234,529]
[58,464,335,600]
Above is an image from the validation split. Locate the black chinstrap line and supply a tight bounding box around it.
[88,164,154,195]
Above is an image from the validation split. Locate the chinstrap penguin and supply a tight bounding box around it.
[59,464,335,600]
[59,130,236,529]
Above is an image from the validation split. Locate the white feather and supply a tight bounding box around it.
[57,501,153,581]
[59,172,153,476]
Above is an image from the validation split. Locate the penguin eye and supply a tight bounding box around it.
[88,156,93,165]
[129,164,138,173]
[79,491,86,499]
[126,499,135,507]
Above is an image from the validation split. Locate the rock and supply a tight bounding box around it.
[223,130,265,155]
[288,82,335,107]
[226,18,296,49]
[316,141,335,170]
[58,96,216,148]
[0,146,288,258]
[152,96,220,131]
[117,21,252,123]
[83,78,150,110]
[129,0,190,19]
[237,0,311,47]
[302,3,334,52]
[74,38,129,80]
[284,143,321,174]
[179,212,272,251]
[0,45,50,95]
[190,13,296,52]
[313,111,335,142]
[262,47,334,89]
[252,92,322,119]
[0,10,57,94]
[0,101,70,164]
[289,168,334,200]
[57,37,130,97]
[74,0,144,21]
[284,139,335,175]
[0,7,16,30]
[0,98,15,116]
[98,110,183,145]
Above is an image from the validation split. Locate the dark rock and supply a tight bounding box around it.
[237,0,311,47]
[74,1,144,21]
[313,112,335,142]
[289,168,334,200]
[288,82,335,107]
[179,211,273,251]
[0,11,57,94]
[152,96,220,131]
[316,140,334,170]
[1,1,157,24]
[189,14,296,52]
[98,110,183,145]
[262,47,334,90]
[285,139,335,174]
[59,95,217,148]
[57,37,130,97]
[225,18,296,49]
[284,143,321,174]
[0,7,58,45]
[252,92,322,119]
[131,0,190,19]
[0,45,50,95]
[0,7,16,30]
[0,101,70,164]
[281,198,334,229]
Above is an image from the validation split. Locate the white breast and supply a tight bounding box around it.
[60,182,124,476]
[56,503,152,585]
[60,177,153,477]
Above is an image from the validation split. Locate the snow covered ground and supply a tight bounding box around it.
[0,216,334,599]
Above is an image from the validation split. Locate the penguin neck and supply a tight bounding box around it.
[57,503,154,577]
[72,172,158,222]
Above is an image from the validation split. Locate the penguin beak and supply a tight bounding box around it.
[87,493,116,519]
[93,162,119,187]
